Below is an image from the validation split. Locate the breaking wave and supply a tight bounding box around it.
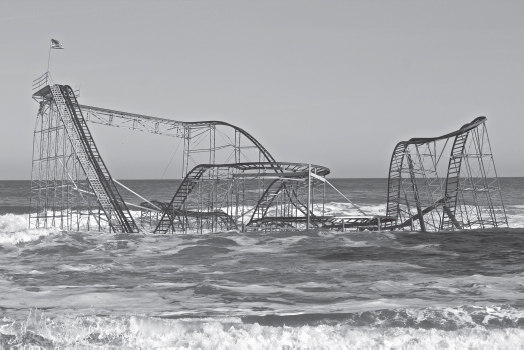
[0,214,61,245]
[2,306,524,348]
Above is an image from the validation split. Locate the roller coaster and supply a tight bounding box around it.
[385,117,508,231]
[29,72,507,233]
[30,72,382,233]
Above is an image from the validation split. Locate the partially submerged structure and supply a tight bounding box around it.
[29,72,507,233]
[30,73,382,233]
[385,117,508,231]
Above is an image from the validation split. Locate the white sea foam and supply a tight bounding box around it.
[2,309,524,349]
[0,213,61,245]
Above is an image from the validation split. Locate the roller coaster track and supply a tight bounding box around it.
[441,132,469,229]
[154,162,330,233]
[30,74,344,234]
[50,85,138,233]
[79,105,276,164]
[384,117,498,231]
[246,164,330,227]
[154,166,208,233]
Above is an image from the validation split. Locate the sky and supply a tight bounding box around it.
[1,0,524,179]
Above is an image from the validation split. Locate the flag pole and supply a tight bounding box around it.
[47,41,51,73]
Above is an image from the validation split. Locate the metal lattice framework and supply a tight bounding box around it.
[30,73,369,233]
[385,117,508,231]
[30,75,138,233]
[152,162,330,234]
[80,104,275,178]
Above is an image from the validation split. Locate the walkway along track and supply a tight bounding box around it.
[50,85,138,233]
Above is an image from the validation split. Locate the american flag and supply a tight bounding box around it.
[50,39,64,49]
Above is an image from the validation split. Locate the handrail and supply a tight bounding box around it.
[32,72,53,91]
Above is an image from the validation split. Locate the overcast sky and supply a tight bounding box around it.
[1,0,524,179]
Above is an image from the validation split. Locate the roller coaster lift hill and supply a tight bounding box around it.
[29,71,507,234]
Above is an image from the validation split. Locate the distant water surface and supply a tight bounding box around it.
[1,178,524,348]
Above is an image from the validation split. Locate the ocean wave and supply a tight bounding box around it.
[2,306,524,348]
[0,214,61,245]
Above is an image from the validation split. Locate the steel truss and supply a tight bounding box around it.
[80,105,275,178]
[30,74,138,233]
[31,73,369,234]
[153,162,331,234]
[385,117,508,231]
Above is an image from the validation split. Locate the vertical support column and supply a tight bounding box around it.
[407,154,426,232]
[234,129,241,163]
[480,123,508,227]
[210,126,216,231]
[209,125,216,165]
[307,164,311,230]
[182,127,190,179]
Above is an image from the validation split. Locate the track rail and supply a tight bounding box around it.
[51,85,138,233]
[79,104,276,164]
[154,162,330,233]
[384,116,507,231]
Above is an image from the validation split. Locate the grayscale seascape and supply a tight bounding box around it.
[3,1,524,348]
[2,179,524,347]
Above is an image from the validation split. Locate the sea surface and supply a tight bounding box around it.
[1,178,524,348]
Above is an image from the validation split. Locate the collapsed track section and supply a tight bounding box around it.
[385,117,508,231]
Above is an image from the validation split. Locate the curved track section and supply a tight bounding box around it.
[385,117,507,231]
[79,105,276,169]
[154,162,330,234]
[246,164,330,227]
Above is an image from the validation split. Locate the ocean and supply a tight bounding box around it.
[1,178,524,348]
